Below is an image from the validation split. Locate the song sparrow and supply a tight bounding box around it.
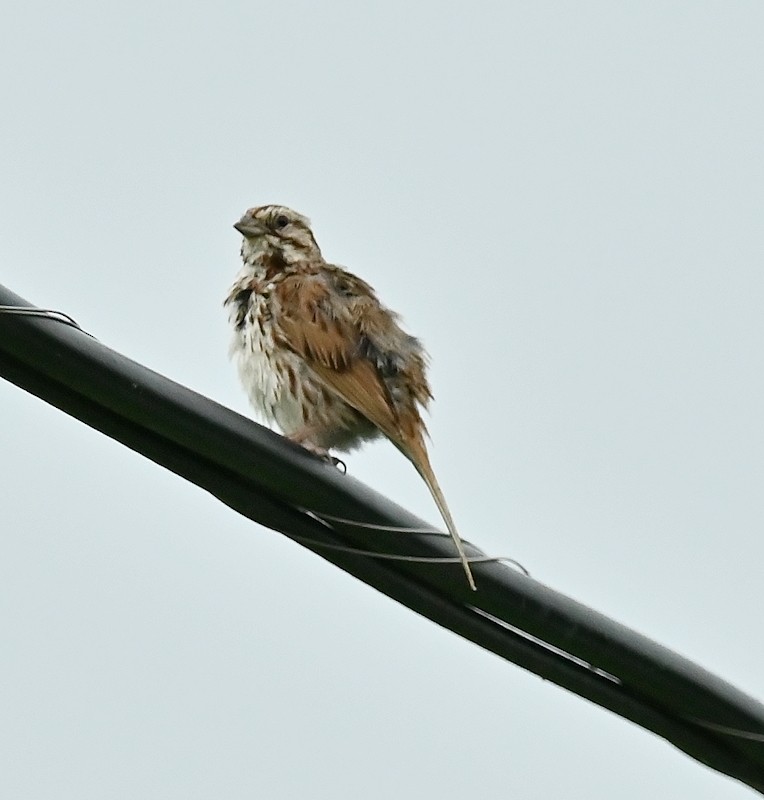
[225,205,475,590]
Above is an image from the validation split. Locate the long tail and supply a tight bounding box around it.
[406,437,477,591]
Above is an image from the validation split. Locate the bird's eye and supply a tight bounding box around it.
[275,215,289,229]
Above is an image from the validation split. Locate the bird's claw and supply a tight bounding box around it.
[329,456,347,474]
[291,437,346,473]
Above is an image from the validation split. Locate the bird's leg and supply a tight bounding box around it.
[288,426,328,457]
[287,428,346,472]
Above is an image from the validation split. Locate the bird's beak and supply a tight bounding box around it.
[233,216,266,238]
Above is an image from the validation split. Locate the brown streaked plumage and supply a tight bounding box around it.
[225,204,475,590]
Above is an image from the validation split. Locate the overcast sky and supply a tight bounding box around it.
[2,2,763,798]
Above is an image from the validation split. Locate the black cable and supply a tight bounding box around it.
[1,283,763,794]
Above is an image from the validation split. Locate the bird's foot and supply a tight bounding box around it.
[288,431,346,473]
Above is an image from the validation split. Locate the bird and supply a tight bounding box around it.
[224,204,476,590]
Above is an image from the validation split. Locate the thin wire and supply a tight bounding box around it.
[287,529,529,570]
[470,605,622,684]
[682,716,764,743]
[299,509,531,574]
[474,609,764,741]
[0,305,92,336]
[302,508,449,535]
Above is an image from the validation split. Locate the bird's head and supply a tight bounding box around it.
[234,205,321,261]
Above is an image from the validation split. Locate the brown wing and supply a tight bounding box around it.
[275,267,476,590]
[273,269,408,444]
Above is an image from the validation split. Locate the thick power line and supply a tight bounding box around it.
[1,283,763,794]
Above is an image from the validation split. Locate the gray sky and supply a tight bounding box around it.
[2,2,763,797]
